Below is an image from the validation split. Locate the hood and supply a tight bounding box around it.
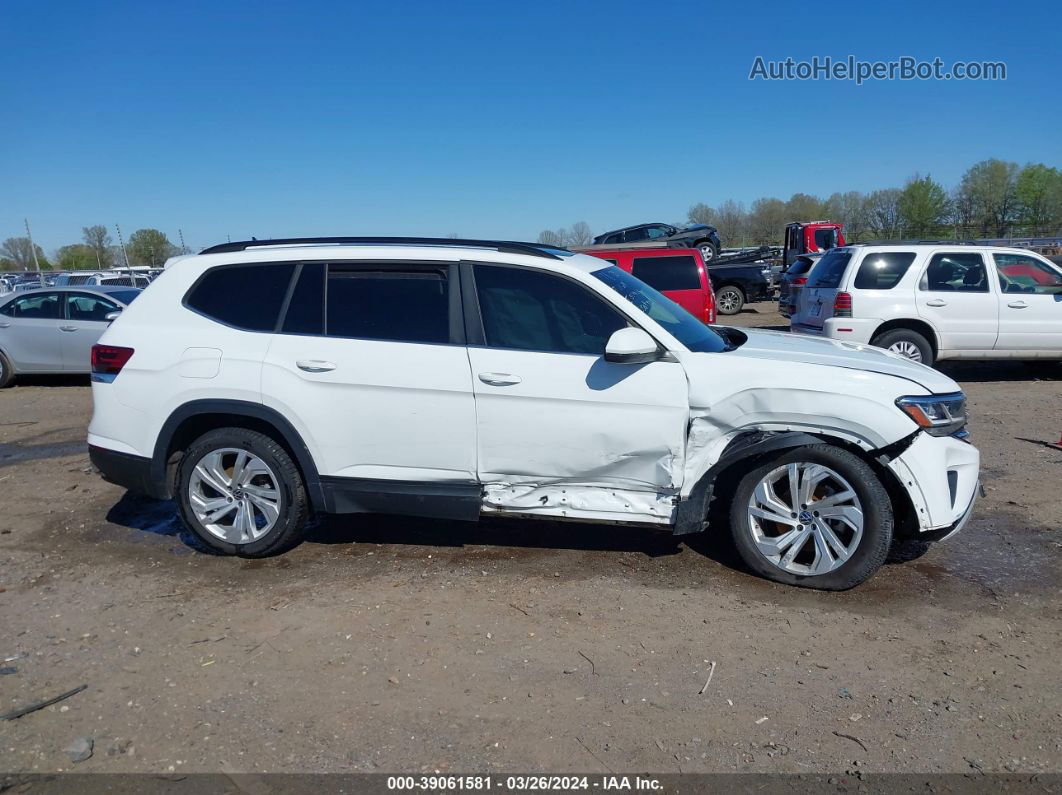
[722,328,960,394]
[684,224,716,233]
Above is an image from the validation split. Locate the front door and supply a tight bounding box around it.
[61,291,122,371]
[991,253,1062,352]
[262,261,477,484]
[915,251,999,352]
[464,263,689,509]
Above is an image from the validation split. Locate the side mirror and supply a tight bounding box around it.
[105,311,122,322]
[605,328,661,364]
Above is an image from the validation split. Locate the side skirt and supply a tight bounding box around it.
[319,477,482,521]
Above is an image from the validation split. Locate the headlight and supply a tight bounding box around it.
[896,393,967,437]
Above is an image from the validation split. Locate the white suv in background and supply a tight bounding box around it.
[88,237,980,590]
[790,244,1062,366]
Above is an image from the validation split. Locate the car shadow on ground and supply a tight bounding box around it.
[937,361,1061,383]
[8,374,90,388]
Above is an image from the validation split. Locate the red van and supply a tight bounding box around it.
[583,247,717,324]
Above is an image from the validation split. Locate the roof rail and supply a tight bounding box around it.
[853,239,978,246]
[198,237,566,260]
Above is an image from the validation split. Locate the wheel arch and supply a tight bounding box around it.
[152,399,325,511]
[674,429,919,537]
[871,318,939,359]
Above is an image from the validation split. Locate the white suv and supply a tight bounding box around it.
[790,244,1062,366]
[88,237,980,589]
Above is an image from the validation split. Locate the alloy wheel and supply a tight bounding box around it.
[718,289,740,313]
[188,448,282,544]
[888,340,923,362]
[700,244,715,262]
[746,462,863,576]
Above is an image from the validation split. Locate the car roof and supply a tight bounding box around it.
[844,243,1045,255]
[597,223,667,237]
[170,242,612,276]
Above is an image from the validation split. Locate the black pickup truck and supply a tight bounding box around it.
[707,261,773,315]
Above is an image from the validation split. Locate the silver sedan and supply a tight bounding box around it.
[0,285,141,387]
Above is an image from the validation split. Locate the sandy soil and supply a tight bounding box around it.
[0,305,1059,775]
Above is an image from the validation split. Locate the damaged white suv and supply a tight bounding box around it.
[88,238,980,589]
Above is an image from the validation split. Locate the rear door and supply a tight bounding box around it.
[61,291,122,371]
[793,248,853,330]
[0,292,65,372]
[262,261,478,483]
[630,254,708,321]
[915,251,998,352]
[991,252,1062,351]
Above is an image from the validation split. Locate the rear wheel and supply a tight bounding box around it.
[176,427,310,557]
[872,328,934,366]
[0,351,14,388]
[715,285,745,315]
[728,445,893,590]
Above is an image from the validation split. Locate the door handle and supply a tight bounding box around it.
[296,359,336,373]
[478,372,522,386]
[59,325,78,332]
[1007,301,1028,309]
[925,299,948,307]
[0,321,10,328]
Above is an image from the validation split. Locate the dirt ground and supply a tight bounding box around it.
[1,305,1060,776]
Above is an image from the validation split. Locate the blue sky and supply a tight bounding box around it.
[2,0,1059,253]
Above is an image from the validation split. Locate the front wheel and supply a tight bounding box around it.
[699,242,719,262]
[715,285,745,315]
[176,427,310,557]
[728,445,893,590]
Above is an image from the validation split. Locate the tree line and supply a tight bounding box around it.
[538,158,1062,248]
[0,226,185,271]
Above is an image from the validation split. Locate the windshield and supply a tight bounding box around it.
[591,266,727,353]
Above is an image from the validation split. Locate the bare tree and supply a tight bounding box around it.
[687,203,714,226]
[959,159,1019,236]
[748,197,788,245]
[82,225,114,267]
[565,221,593,247]
[863,189,903,239]
[712,200,749,247]
[537,229,565,246]
[1,237,49,270]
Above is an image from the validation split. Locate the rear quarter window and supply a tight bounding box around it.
[853,252,916,290]
[631,256,701,291]
[185,263,295,331]
[806,249,853,289]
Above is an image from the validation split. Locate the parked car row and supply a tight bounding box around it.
[0,267,161,296]
[786,244,1062,366]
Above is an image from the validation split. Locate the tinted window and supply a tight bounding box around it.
[107,289,141,305]
[632,256,701,291]
[592,266,726,354]
[326,266,449,343]
[853,252,916,290]
[282,262,324,335]
[623,227,648,242]
[474,265,627,355]
[604,233,622,244]
[1,292,62,319]
[806,249,853,288]
[66,293,119,321]
[993,253,1062,294]
[921,253,987,293]
[186,263,295,331]
[813,227,838,250]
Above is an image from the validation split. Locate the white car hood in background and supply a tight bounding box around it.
[724,328,960,394]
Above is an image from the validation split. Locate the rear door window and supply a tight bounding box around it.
[623,227,649,243]
[806,249,853,288]
[631,256,701,291]
[325,265,450,344]
[185,263,296,331]
[920,253,988,293]
[853,252,916,290]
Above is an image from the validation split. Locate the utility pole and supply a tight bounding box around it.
[178,228,187,254]
[115,224,130,268]
[23,218,41,274]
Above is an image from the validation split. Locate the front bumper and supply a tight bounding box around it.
[886,432,980,534]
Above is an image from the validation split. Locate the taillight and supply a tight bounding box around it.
[833,292,853,318]
[91,345,134,382]
[793,277,808,286]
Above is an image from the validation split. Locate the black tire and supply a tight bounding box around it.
[715,285,745,315]
[0,350,14,388]
[176,427,310,557]
[728,445,894,590]
[699,241,720,262]
[887,539,933,563]
[871,328,934,367]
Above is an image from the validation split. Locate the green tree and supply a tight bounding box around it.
[687,203,714,226]
[898,174,950,237]
[56,244,100,270]
[823,191,867,241]
[1,237,50,270]
[747,197,788,245]
[1015,163,1062,235]
[81,225,114,267]
[959,159,1019,236]
[785,193,825,222]
[126,228,176,266]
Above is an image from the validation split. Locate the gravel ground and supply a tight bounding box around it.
[0,305,1059,775]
